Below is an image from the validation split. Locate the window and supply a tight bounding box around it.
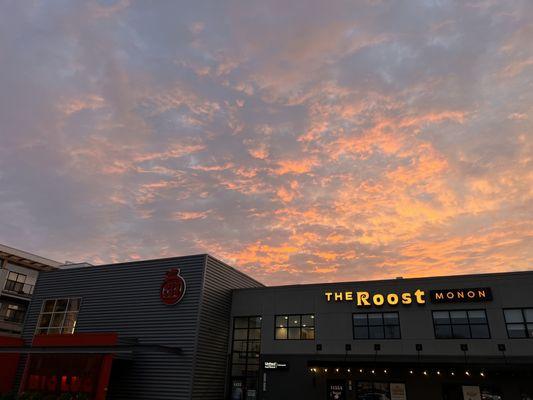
[275,314,315,340]
[230,316,262,400]
[35,298,81,335]
[4,271,34,295]
[504,308,533,338]
[432,310,490,339]
[353,312,400,339]
[0,302,27,323]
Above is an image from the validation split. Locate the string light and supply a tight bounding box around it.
[325,368,328,372]
[480,371,485,377]
[347,368,351,373]
[384,369,388,374]
[335,368,339,373]
[409,370,414,375]
[451,371,455,376]
[371,369,375,374]
[465,370,470,376]
[437,370,441,376]
[423,371,428,376]
[359,369,363,373]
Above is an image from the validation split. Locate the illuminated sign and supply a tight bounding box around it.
[324,290,426,307]
[324,287,493,307]
[264,361,288,370]
[430,288,492,303]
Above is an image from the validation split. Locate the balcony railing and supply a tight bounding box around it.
[3,279,34,296]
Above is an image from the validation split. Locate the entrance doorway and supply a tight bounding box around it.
[327,380,347,400]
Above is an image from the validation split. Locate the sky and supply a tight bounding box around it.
[0,0,531,285]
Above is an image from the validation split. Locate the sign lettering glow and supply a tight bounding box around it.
[324,290,426,307]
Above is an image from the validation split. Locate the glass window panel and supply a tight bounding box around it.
[289,316,301,327]
[61,327,75,334]
[353,314,368,326]
[507,323,527,338]
[233,341,247,352]
[275,316,288,328]
[301,327,315,340]
[16,274,26,283]
[275,327,287,340]
[246,357,259,365]
[435,325,453,339]
[369,326,384,339]
[368,313,383,326]
[8,272,17,280]
[63,312,78,328]
[354,326,369,339]
[54,299,68,312]
[50,313,65,327]
[246,364,259,372]
[451,324,470,338]
[468,310,487,324]
[48,328,61,334]
[470,324,490,339]
[35,328,48,335]
[302,315,314,327]
[433,311,450,325]
[248,316,262,328]
[233,329,248,340]
[247,351,260,360]
[248,328,261,340]
[67,298,81,312]
[524,309,533,323]
[247,341,260,353]
[38,313,52,328]
[233,353,248,363]
[232,364,246,376]
[43,300,55,313]
[383,313,399,325]
[504,309,524,323]
[450,311,468,324]
[384,325,401,339]
[288,327,300,340]
[234,317,249,329]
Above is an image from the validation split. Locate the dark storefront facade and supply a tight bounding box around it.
[230,271,533,400]
[0,254,532,400]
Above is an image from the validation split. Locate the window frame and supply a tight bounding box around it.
[274,314,315,340]
[503,308,533,339]
[432,309,491,339]
[352,312,401,340]
[34,297,82,336]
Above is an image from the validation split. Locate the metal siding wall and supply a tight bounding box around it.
[191,256,263,400]
[20,255,207,400]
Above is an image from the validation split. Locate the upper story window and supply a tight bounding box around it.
[35,298,81,335]
[0,302,28,324]
[504,308,533,338]
[353,312,401,339]
[275,314,315,340]
[4,271,34,295]
[432,310,490,339]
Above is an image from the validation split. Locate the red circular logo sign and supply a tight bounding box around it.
[160,268,186,305]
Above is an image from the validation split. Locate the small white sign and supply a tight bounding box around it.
[462,386,481,400]
[390,383,407,400]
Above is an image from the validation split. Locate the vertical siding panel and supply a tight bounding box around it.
[191,256,263,400]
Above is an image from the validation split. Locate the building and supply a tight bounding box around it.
[0,244,61,336]
[0,253,532,400]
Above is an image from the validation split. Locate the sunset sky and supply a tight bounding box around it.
[0,0,531,285]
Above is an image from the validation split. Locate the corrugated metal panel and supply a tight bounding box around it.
[191,255,263,400]
[19,255,207,400]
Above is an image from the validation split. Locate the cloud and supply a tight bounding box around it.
[0,0,531,285]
